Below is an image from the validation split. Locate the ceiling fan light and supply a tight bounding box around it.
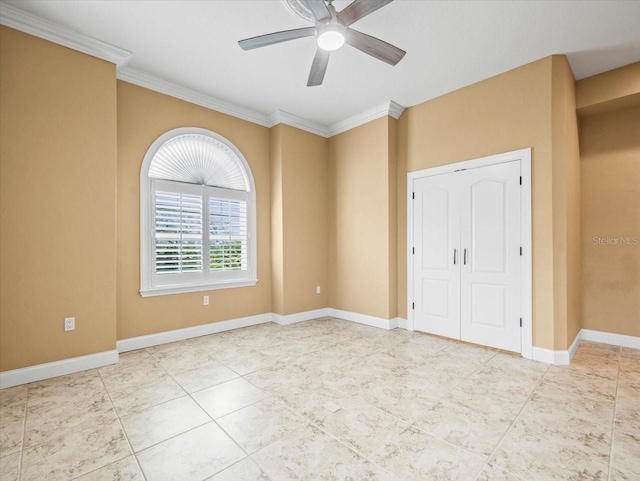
[317,29,345,51]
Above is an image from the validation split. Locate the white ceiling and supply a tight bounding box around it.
[3,0,640,127]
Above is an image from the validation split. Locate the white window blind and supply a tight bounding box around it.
[154,191,203,275]
[141,127,257,297]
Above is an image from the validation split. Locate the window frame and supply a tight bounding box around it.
[140,127,257,297]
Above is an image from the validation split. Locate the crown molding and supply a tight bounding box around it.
[327,100,405,136]
[1,3,405,137]
[387,100,406,120]
[117,67,272,128]
[269,110,330,137]
[0,2,132,69]
[270,101,405,138]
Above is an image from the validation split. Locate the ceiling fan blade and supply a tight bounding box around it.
[303,0,332,21]
[345,28,405,66]
[238,27,316,51]
[307,48,330,87]
[338,0,394,26]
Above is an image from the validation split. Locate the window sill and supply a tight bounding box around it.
[140,279,258,297]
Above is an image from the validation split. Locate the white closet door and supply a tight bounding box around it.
[459,161,521,352]
[413,173,461,339]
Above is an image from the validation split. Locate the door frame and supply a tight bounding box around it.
[407,148,533,359]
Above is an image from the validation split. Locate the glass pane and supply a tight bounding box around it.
[209,197,247,272]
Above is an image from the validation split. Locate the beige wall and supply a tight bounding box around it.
[576,62,640,111]
[396,114,409,319]
[580,106,640,337]
[116,81,272,340]
[0,27,118,371]
[328,117,396,319]
[2,24,637,375]
[387,118,398,319]
[551,56,582,348]
[270,125,285,314]
[397,57,560,349]
[271,125,329,315]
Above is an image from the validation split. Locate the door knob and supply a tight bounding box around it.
[464,249,467,265]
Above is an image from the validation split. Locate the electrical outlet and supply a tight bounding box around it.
[316,285,321,294]
[203,295,210,306]
[64,317,75,331]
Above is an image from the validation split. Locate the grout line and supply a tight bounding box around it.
[606,350,622,481]
[16,383,29,481]
[471,363,550,481]
[214,402,312,458]
[16,318,553,481]
[408,422,489,458]
[145,348,256,473]
[343,456,403,481]
[95,368,148,481]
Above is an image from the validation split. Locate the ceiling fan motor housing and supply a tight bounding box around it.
[316,6,347,51]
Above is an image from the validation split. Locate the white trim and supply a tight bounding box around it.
[4,317,636,389]
[140,280,258,298]
[533,330,581,365]
[567,330,582,361]
[269,101,405,138]
[117,313,272,353]
[387,101,406,120]
[580,329,640,350]
[271,308,404,330]
[0,350,118,389]
[530,328,640,366]
[327,101,405,137]
[118,68,404,138]
[520,150,533,359]
[396,318,409,330]
[0,3,132,69]
[140,127,258,297]
[269,111,330,138]
[406,148,533,358]
[1,4,404,138]
[118,67,271,127]
[531,346,570,365]
[327,308,397,330]
[271,308,331,325]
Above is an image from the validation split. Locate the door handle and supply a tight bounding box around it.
[453,249,457,265]
[463,249,467,265]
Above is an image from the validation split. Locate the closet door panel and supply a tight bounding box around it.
[413,174,461,339]
[460,161,521,352]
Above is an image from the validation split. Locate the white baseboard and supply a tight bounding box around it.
[531,328,640,366]
[117,313,272,353]
[580,329,640,349]
[0,350,119,389]
[5,314,636,389]
[271,308,331,325]
[327,308,396,330]
[271,308,402,331]
[531,346,570,365]
[567,330,582,360]
[396,318,409,330]
[531,331,580,365]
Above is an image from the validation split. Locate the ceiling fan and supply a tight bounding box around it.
[238,0,405,87]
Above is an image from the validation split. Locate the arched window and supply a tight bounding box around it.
[140,127,257,297]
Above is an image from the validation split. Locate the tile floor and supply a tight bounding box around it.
[0,317,638,481]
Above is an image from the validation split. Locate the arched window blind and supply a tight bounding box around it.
[140,128,257,297]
